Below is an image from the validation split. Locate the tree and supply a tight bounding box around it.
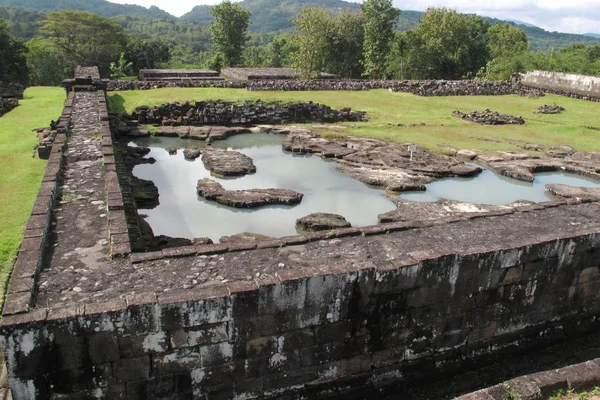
[325,10,365,78]
[40,10,129,77]
[210,1,251,67]
[488,24,528,59]
[110,52,133,79]
[25,37,70,85]
[361,0,400,79]
[126,39,170,74]
[0,18,28,85]
[396,8,490,80]
[291,7,331,78]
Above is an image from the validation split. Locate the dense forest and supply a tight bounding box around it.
[0,0,599,86]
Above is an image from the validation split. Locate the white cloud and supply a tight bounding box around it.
[108,0,600,34]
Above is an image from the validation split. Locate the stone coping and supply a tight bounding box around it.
[455,358,600,400]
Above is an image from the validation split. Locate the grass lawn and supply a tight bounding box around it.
[108,88,600,153]
[0,87,65,299]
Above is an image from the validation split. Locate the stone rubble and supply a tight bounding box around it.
[452,109,526,125]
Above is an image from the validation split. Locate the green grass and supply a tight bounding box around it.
[549,386,600,400]
[108,88,600,153]
[0,87,65,295]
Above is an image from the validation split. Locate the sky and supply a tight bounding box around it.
[109,0,600,34]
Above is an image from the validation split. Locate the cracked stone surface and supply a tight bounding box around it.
[36,91,129,309]
[34,202,600,307]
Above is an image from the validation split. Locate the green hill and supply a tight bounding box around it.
[0,0,174,19]
[0,0,598,51]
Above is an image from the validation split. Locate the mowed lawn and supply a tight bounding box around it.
[109,88,600,152]
[0,87,65,295]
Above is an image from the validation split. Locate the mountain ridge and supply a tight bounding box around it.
[1,0,598,50]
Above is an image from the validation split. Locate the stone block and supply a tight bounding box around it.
[113,356,150,382]
[88,332,120,364]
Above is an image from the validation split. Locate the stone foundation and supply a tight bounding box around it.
[1,67,600,399]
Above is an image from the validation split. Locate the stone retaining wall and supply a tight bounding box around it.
[521,71,600,102]
[1,202,600,398]
[132,100,367,126]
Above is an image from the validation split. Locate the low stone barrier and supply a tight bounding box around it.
[107,78,543,96]
[131,100,368,126]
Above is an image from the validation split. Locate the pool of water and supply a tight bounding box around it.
[400,165,600,205]
[130,134,397,241]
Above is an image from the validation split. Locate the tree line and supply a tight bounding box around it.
[1,0,599,87]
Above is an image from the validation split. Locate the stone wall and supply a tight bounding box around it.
[132,100,367,126]
[107,78,543,97]
[521,70,600,102]
[1,211,600,398]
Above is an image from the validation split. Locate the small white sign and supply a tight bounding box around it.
[408,145,417,161]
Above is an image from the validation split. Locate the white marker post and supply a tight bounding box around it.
[408,145,417,161]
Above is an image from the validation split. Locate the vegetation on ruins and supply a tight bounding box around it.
[209,0,251,68]
[108,88,600,153]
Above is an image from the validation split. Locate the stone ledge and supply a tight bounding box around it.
[455,358,600,400]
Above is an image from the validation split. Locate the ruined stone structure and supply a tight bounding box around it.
[221,68,338,80]
[139,69,222,82]
[1,67,600,399]
[131,101,367,126]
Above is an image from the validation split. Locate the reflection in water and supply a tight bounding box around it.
[400,166,600,205]
[130,134,397,241]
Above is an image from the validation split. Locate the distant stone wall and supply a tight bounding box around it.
[107,78,543,97]
[521,70,600,102]
[132,100,367,126]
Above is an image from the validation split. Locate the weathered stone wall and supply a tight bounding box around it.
[521,70,600,102]
[1,223,600,398]
[132,100,367,126]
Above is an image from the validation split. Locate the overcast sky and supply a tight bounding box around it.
[109,0,600,34]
